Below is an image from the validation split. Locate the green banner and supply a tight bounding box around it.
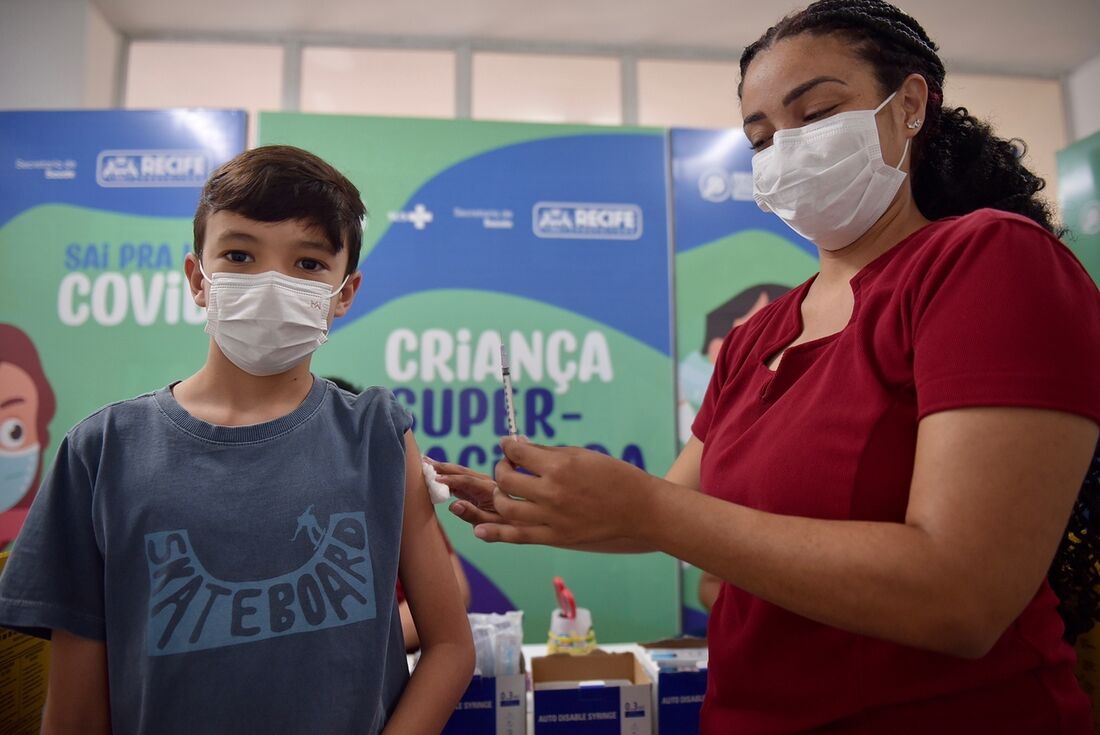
[0,110,246,547]
[259,113,681,643]
[1057,130,1100,284]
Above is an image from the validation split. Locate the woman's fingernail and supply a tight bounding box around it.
[450,501,465,515]
[474,525,488,539]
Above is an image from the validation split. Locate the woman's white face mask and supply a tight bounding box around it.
[751,91,911,251]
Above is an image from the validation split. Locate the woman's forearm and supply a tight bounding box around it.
[636,479,996,657]
[563,537,657,553]
[635,410,1095,658]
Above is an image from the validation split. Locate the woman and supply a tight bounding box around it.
[437,0,1100,731]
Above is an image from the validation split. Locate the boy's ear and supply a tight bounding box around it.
[333,271,362,319]
[184,253,207,308]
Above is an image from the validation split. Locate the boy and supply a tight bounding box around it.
[0,145,474,733]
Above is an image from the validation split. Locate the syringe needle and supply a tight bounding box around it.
[500,342,518,438]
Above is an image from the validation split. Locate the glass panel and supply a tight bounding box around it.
[473,52,621,125]
[126,41,284,145]
[638,59,741,129]
[301,47,455,118]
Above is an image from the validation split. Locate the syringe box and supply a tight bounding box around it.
[637,638,708,735]
[532,651,652,735]
[442,672,527,735]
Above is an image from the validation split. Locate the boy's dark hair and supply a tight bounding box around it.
[193,145,366,277]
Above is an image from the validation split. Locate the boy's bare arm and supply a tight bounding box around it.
[41,629,110,735]
[382,432,475,734]
[399,544,471,652]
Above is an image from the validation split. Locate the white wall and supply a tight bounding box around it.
[300,47,455,118]
[0,0,86,108]
[125,41,283,145]
[1066,53,1100,142]
[0,0,119,110]
[472,53,622,125]
[637,60,741,129]
[83,1,122,107]
[2,1,1088,162]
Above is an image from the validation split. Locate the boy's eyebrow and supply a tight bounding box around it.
[0,397,26,409]
[215,229,260,244]
[297,239,340,255]
[215,230,339,255]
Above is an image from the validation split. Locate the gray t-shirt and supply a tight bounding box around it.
[0,377,412,734]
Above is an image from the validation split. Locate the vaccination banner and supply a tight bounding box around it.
[1057,130,1100,285]
[259,113,680,643]
[0,110,247,547]
[669,127,818,635]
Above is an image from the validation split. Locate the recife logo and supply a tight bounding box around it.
[96,149,210,188]
[532,201,643,240]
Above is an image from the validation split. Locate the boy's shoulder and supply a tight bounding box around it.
[327,381,382,399]
[67,389,163,442]
[322,382,413,436]
[325,382,397,406]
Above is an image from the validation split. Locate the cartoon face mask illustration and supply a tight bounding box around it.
[0,324,57,537]
[0,441,39,512]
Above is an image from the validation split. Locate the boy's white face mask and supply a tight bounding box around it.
[751,91,910,251]
[200,265,348,376]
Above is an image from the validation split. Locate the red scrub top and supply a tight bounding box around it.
[693,209,1100,733]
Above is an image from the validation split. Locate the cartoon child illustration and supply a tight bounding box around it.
[678,284,790,444]
[0,324,57,546]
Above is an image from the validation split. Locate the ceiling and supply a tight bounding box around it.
[93,0,1100,78]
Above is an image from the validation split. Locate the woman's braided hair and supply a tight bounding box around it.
[741,0,1097,643]
[738,0,1060,235]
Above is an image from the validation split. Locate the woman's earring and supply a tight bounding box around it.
[906,119,922,130]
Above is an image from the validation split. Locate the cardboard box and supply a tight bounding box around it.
[441,673,527,735]
[532,651,652,735]
[638,638,708,735]
[0,551,50,735]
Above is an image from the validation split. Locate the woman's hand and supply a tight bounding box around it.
[468,438,660,546]
[427,457,509,527]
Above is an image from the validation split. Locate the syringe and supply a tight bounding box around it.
[500,342,518,438]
